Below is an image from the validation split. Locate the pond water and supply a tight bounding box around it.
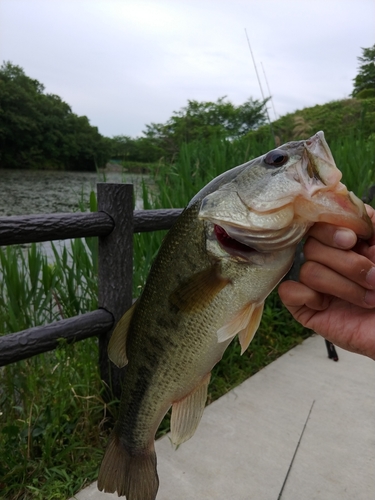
[0,168,149,217]
[0,169,151,259]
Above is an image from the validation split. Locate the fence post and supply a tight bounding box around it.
[97,183,134,401]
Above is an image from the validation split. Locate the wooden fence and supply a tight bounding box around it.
[1,181,373,390]
[0,183,182,397]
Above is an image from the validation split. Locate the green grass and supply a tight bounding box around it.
[251,97,375,145]
[0,131,374,499]
[0,339,109,500]
[329,134,375,198]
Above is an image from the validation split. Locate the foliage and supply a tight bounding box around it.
[0,62,111,170]
[0,238,98,333]
[329,134,375,200]
[0,339,109,500]
[144,96,268,149]
[110,135,164,164]
[352,44,375,98]
[0,235,104,499]
[110,96,269,164]
[250,98,375,145]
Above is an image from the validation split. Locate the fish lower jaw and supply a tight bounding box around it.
[211,222,310,260]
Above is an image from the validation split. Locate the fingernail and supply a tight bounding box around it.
[366,268,375,288]
[333,229,356,248]
[364,289,375,306]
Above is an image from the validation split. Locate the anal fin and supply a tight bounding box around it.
[170,372,211,446]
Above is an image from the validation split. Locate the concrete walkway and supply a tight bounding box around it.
[71,335,375,500]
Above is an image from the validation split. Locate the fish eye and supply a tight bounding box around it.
[264,150,289,167]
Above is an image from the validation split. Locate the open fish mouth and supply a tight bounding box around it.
[212,218,309,256]
[214,224,258,259]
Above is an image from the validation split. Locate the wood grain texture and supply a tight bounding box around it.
[0,212,114,246]
[0,309,114,366]
[97,183,134,399]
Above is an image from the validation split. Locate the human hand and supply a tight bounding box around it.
[278,205,375,360]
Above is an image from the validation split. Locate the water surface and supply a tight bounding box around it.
[0,169,150,259]
[0,169,148,217]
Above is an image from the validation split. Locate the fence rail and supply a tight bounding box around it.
[0,208,182,246]
[0,309,114,366]
[0,183,183,397]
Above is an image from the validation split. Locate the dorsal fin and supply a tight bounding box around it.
[108,301,137,367]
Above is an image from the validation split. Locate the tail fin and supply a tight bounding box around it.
[97,431,159,500]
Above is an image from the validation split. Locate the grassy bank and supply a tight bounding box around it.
[1,132,374,499]
[251,97,375,145]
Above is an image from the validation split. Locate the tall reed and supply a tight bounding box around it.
[330,134,375,198]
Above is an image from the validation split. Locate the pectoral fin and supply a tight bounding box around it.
[170,373,211,446]
[169,265,230,313]
[108,301,137,368]
[217,301,265,354]
[237,302,264,354]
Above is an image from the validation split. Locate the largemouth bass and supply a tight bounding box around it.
[98,131,373,499]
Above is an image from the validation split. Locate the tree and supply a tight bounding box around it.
[110,135,163,163]
[352,44,375,98]
[0,62,111,170]
[143,96,268,156]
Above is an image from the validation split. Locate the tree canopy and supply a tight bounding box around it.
[143,96,268,154]
[352,44,375,99]
[111,96,268,163]
[0,62,111,170]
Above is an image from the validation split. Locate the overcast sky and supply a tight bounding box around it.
[1,0,374,138]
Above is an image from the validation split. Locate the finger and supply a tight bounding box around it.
[365,203,375,220]
[307,223,357,249]
[278,281,332,330]
[300,260,375,308]
[353,239,375,263]
[278,280,329,312]
[364,204,375,246]
[303,237,375,290]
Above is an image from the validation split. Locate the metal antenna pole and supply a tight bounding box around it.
[244,29,275,145]
[261,61,278,120]
[245,29,266,101]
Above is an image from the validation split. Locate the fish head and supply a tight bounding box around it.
[198,131,373,260]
